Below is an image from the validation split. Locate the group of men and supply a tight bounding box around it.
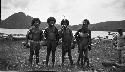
[25,17,91,68]
[25,16,125,68]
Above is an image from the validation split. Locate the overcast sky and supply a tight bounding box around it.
[1,0,125,25]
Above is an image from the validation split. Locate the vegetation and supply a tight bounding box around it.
[0,39,125,71]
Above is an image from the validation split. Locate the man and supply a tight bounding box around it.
[59,19,74,66]
[74,19,91,67]
[44,17,59,67]
[26,18,43,66]
[113,28,125,64]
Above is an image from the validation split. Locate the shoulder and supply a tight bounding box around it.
[114,35,118,39]
[87,29,91,33]
[44,27,48,31]
[28,27,34,32]
[54,26,58,30]
[29,27,33,30]
[58,29,62,32]
[39,28,43,32]
[75,29,81,34]
[67,28,72,32]
[88,29,91,31]
[53,26,58,32]
[77,29,82,32]
[45,27,48,30]
[27,28,33,34]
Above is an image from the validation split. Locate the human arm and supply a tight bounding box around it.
[44,28,48,40]
[40,30,44,41]
[26,30,31,44]
[74,29,81,39]
[88,30,91,44]
[88,30,92,50]
[70,30,74,42]
[55,27,59,42]
[58,29,63,39]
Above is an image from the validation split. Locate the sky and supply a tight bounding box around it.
[1,0,125,25]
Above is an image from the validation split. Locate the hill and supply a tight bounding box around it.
[0,12,125,31]
[0,12,62,29]
[0,12,33,29]
[89,20,125,32]
[69,20,125,32]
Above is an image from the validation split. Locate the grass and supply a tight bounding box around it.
[0,39,125,71]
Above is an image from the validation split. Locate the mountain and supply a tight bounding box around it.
[0,12,125,31]
[69,20,125,32]
[0,12,61,29]
[89,20,125,32]
[0,12,33,29]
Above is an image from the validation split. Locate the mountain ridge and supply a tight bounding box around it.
[0,12,125,31]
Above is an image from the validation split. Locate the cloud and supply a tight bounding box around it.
[1,6,10,9]
[1,0,32,9]
[1,0,13,9]
[45,0,78,14]
[1,0,125,25]
[12,0,30,9]
[99,0,125,18]
[100,0,125,9]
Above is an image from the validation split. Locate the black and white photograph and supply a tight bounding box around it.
[1,0,125,72]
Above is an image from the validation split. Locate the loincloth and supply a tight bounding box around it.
[29,40,41,47]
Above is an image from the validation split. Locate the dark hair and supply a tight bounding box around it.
[61,19,69,26]
[83,19,90,25]
[31,18,41,26]
[47,17,56,23]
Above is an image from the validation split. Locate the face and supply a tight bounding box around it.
[34,21,40,27]
[62,23,68,29]
[82,24,88,29]
[49,21,55,26]
[82,21,88,29]
[83,21,88,25]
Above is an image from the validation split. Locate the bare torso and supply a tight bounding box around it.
[29,27,43,41]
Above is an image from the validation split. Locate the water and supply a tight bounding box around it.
[0,28,28,35]
[72,31,119,39]
[0,28,125,39]
[72,31,110,38]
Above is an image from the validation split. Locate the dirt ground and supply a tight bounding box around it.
[0,39,125,72]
